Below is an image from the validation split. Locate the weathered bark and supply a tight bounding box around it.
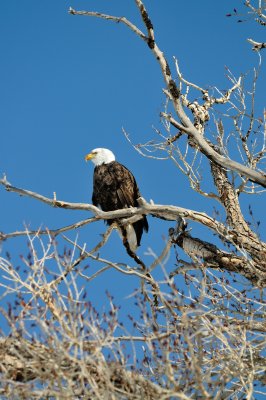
[175,232,266,287]
[210,160,266,278]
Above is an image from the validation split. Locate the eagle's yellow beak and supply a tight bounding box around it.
[85,152,95,162]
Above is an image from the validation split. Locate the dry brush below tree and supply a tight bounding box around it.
[0,1,266,399]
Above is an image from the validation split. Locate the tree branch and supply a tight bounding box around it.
[175,231,266,287]
[161,113,266,187]
[0,177,232,239]
[0,217,97,240]
[247,38,266,51]
[69,3,266,188]
[0,336,171,399]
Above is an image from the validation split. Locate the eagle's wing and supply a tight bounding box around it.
[92,164,113,207]
[109,162,140,208]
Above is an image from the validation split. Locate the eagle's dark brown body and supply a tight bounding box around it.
[92,161,148,247]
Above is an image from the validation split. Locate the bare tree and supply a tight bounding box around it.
[0,1,265,399]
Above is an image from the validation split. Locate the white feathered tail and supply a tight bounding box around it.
[117,224,137,252]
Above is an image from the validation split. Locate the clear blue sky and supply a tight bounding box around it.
[0,0,265,323]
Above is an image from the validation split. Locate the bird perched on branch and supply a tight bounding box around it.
[85,148,148,252]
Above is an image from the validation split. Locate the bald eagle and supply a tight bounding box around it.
[85,148,148,251]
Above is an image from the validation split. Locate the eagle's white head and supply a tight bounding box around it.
[85,148,115,166]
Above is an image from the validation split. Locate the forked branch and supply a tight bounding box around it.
[69,1,266,188]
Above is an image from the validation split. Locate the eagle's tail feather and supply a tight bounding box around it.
[126,224,138,252]
[117,224,137,252]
